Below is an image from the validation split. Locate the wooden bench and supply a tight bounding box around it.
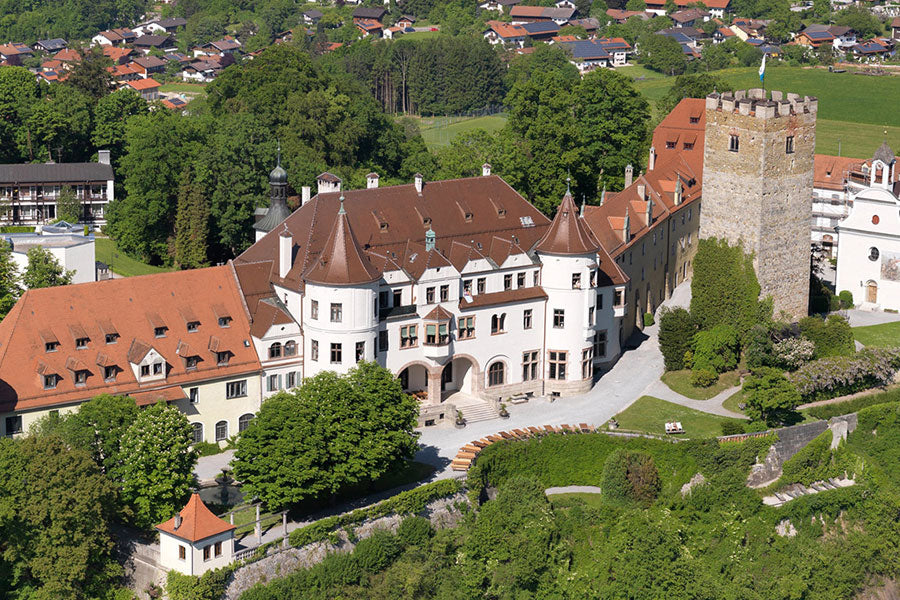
[461,444,481,453]
[456,451,477,460]
[470,440,488,449]
[451,460,471,471]
[499,431,515,439]
[579,423,593,433]
[528,426,543,436]
[512,428,529,438]
[544,425,557,434]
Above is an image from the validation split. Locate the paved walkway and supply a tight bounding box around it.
[196,449,235,483]
[644,379,747,419]
[545,485,602,495]
[845,308,900,328]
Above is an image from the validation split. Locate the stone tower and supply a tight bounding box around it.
[700,89,816,319]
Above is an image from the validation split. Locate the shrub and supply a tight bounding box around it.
[745,323,775,369]
[838,290,853,308]
[352,529,402,574]
[691,368,718,387]
[643,312,655,327]
[743,367,802,426]
[805,387,900,420]
[658,307,696,371]
[193,441,222,457]
[798,314,855,359]
[600,449,661,507]
[789,347,900,402]
[692,324,739,374]
[772,336,815,370]
[779,429,834,486]
[396,515,434,547]
[720,421,746,436]
[166,568,232,600]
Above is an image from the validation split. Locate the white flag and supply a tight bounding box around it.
[759,53,766,83]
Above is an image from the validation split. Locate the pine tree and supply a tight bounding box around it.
[174,167,210,270]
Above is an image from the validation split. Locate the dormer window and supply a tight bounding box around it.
[43,374,57,389]
[185,356,199,370]
[45,341,59,352]
[380,222,389,232]
[153,362,163,375]
[140,365,150,377]
[105,333,119,344]
[104,366,116,381]
[464,212,473,222]
[154,326,167,338]
[218,316,232,328]
[216,351,230,366]
[74,370,88,386]
[187,321,200,333]
[76,337,89,349]
[423,217,432,226]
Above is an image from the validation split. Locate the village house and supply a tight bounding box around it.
[32,38,67,53]
[483,21,527,47]
[671,8,710,27]
[0,151,114,226]
[714,27,736,43]
[136,17,187,36]
[893,17,900,40]
[303,9,324,25]
[521,21,561,42]
[131,55,167,78]
[558,40,611,73]
[92,28,137,46]
[352,6,387,23]
[132,34,175,54]
[509,5,576,25]
[157,494,235,576]
[479,0,521,14]
[0,43,32,65]
[125,77,161,100]
[835,143,900,309]
[646,0,730,18]
[356,19,384,38]
[103,46,133,65]
[606,9,652,24]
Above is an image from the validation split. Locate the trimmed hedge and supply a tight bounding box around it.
[658,307,696,371]
[805,387,900,421]
[287,479,461,548]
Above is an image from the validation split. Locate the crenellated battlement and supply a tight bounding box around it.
[706,89,818,119]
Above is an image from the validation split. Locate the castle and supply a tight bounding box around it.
[0,93,819,438]
[700,89,817,319]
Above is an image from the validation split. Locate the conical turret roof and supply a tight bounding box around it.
[535,188,602,255]
[253,198,292,233]
[305,203,380,285]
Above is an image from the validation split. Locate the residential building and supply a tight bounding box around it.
[557,40,611,73]
[92,28,137,46]
[0,152,114,225]
[852,39,892,60]
[671,8,710,27]
[606,9,652,24]
[646,0,729,18]
[483,21,527,47]
[32,38,67,53]
[893,17,900,40]
[835,143,900,308]
[509,5,576,24]
[139,17,187,35]
[157,494,235,576]
[356,19,383,37]
[479,0,522,14]
[132,34,174,54]
[520,21,561,42]
[303,9,324,25]
[5,228,97,285]
[352,6,387,22]
[125,77,161,100]
[0,266,264,440]
[596,37,633,66]
[714,26,736,43]
[0,43,32,65]
[132,55,167,78]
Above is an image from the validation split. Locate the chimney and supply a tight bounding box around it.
[637,183,645,200]
[279,226,292,279]
[482,163,492,176]
[366,172,379,189]
[674,177,683,205]
[624,164,633,188]
[414,173,423,194]
[301,186,311,206]
[316,173,341,194]
[98,150,110,165]
[648,146,656,172]
[174,514,182,530]
[623,208,630,243]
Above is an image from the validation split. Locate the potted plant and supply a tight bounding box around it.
[499,403,509,418]
[455,410,466,429]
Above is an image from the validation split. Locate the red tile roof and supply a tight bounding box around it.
[486,20,527,39]
[53,48,81,62]
[459,287,548,310]
[0,266,260,413]
[651,97,705,175]
[127,77,160,90]
[814,154,866,191]
[536,190,602,255]
[156,494,235,543]
[304,206,381,285]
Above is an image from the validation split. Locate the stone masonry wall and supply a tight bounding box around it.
[700,90,816,319]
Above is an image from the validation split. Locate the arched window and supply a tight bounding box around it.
[191,422,203,444]
[268,342,282,359]
[284,340,297,356]
[488,362,505,387]
[238,413,254,433]
[215,420,228,442]
[491,314,506,334]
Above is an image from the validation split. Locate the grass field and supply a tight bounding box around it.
[722,388,748,415]
[401,30,444,40]
[94,237,173,278]
[660,369,741,400]
[630,66,900,157]
[613,395,741,438]
[852,321,900,348]
[159,82,207,96]
[415,114,507,149]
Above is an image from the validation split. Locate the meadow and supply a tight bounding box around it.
[94,237,174,277]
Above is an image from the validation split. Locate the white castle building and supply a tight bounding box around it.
[240,164,627,425]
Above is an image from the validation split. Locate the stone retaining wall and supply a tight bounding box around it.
[222,492,469,600]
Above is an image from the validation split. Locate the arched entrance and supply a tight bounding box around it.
[398,363,428,396]
[441,356,476,399]
[866,280,878,304]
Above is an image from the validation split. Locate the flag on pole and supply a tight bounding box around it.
[759,53,766,84]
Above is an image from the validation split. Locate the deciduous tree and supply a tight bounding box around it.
[22,246,74,288]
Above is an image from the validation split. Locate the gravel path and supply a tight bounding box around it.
[644,379,748,419]
[545,486,602,495]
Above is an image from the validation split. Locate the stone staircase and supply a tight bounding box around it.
[762,476,855,507]
[459,402,499,424]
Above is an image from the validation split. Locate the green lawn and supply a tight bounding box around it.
[722,388,748,415]
[159,82,207,96]
[660,369,741,400]
[401,30,444,40]
[613,395,743,439]
[617,64,669,81]
[413,114,508,150]
[94,237,174,277]
[853,321,900,348]
[631,66,900,158]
